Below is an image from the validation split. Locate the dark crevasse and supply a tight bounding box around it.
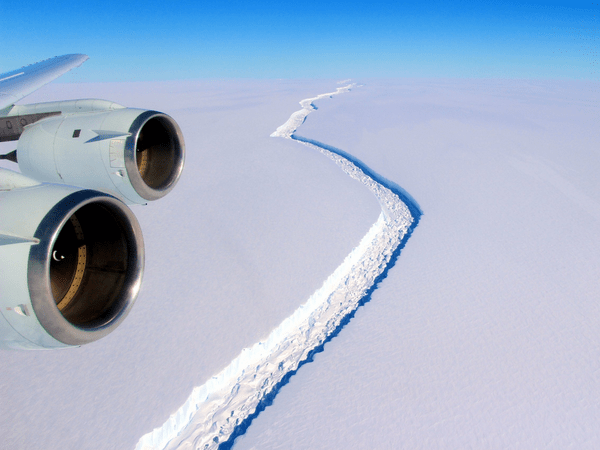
[135,83,420,450]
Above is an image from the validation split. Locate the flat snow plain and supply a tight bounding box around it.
[2,78,600,449]
[234,79,600,449]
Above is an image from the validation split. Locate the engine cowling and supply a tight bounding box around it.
[16,108,185,204]
[0,180,144,350]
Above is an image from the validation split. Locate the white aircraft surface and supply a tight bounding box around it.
[0,55,185,350]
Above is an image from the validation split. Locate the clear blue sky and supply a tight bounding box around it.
[1,0,598,81]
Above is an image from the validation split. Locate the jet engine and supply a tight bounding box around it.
[12,102,185,205]
[0,177,144,350]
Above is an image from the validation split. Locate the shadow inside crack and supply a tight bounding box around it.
[293,135,422,218]
[218,137,421,450]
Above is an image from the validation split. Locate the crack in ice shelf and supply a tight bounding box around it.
[135,83,419,450]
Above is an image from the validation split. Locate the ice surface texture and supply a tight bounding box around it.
[135,85,419,450]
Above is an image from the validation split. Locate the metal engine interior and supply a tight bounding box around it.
[50,203,131,325]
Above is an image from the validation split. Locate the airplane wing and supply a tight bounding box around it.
[0,54,88,112]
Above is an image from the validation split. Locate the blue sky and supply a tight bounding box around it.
[1,0,598,81]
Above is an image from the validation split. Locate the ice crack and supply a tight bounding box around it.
[135,83,419,450]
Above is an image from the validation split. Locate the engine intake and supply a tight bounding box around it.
[30,191,144,345]
[125,111,185,201]
[0,184,144,349]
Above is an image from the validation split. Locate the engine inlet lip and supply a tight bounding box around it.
[27,190,144,346]
[124,110,185,201]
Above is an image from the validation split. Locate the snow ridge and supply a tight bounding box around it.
[135,84,417,450]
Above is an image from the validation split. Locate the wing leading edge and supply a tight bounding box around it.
[0,54,88,112]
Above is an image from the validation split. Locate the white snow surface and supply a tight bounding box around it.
[1,78,599,450]
[135,84,413,449]
[234,79,600,449]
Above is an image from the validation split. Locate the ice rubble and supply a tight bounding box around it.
[136,84,415,450]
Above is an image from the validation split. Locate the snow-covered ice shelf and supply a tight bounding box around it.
[136,84,419,450]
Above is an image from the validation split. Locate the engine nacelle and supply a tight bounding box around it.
[16,108,185,204]
[0,179,144,350]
